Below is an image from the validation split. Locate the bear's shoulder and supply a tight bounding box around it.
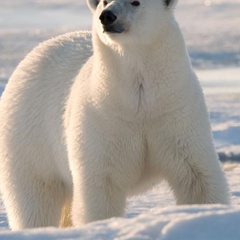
[42,31,93,57]
[18,31,93,72]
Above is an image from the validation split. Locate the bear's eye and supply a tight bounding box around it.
[103,0,108,6]
[131,1,140,7]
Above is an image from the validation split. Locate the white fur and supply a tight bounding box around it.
[0,0,229,230]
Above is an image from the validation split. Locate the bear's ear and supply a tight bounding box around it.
[163,0,178,9]
[87,0,100,12]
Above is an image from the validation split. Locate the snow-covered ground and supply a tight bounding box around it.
[198,68,240,161]
[0,0,240,238]
[1,163,240,239]
[2,206,240,240]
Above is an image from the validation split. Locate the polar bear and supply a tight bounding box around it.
[0,0,229,230]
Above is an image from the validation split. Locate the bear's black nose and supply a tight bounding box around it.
[99,10,117,26]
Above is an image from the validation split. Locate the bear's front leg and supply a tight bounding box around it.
[68,130,127,226]
[71,170,126,226]
[148,113,230,205]
[164,141,230,205]
[67,109,144,226]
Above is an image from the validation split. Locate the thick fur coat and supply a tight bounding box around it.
[0,0,229,229]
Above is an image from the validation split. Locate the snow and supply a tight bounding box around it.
[1,206,240,239]
[0,0,240,239]
[1,163,240,239]
[197,68,240,161]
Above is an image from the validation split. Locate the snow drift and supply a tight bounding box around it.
[1,205,240,240]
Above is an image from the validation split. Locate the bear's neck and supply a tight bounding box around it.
[92,25,193,84]
[90,25,196,118]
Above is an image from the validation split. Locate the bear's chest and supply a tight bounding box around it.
[131,82,158,114]
[114,75,170,119]
[91,69,185,121]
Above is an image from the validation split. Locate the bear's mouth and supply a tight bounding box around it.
[103,25,124,34]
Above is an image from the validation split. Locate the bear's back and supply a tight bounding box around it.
[0,31,93,121]
[1,31,93,101]
[0,31,93,180]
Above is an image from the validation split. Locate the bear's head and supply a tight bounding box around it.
[87,0,178,48]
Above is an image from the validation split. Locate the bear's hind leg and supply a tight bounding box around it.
[4,175,68,230]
